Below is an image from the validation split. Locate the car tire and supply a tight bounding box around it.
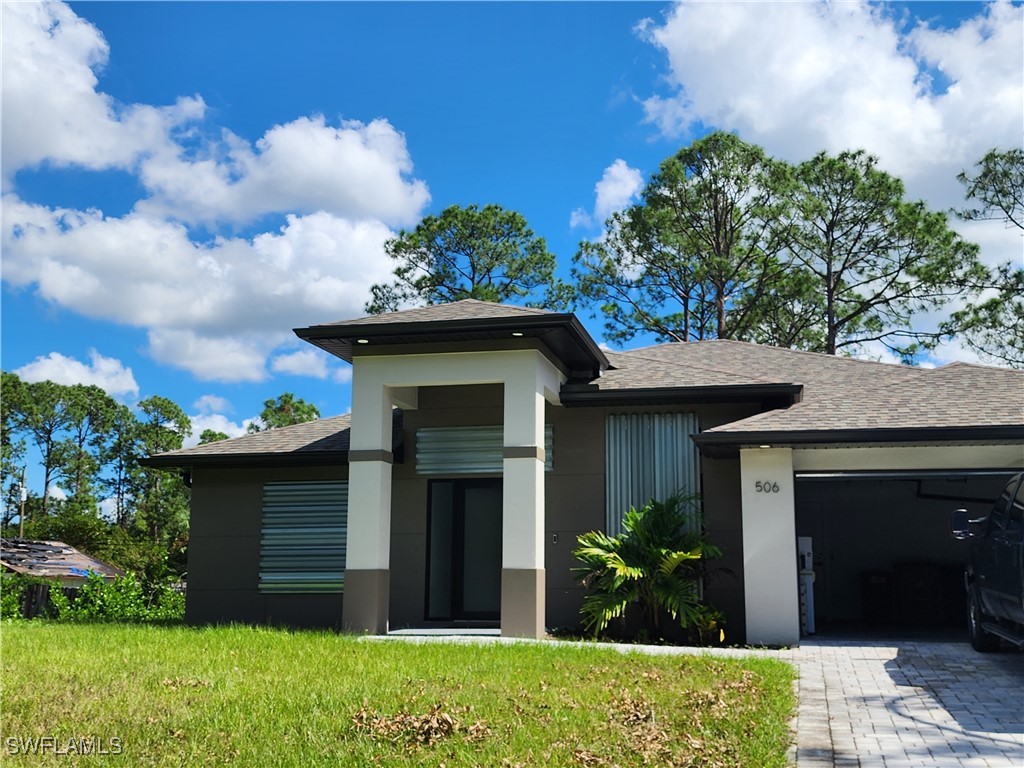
[967,586,1000,652]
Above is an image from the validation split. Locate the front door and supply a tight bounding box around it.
[426,479,502,621]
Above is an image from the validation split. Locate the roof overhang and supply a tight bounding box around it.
[692,425,1024,458]
[295,312,609,381]
[140,450,353,470]
[560,383,802,408]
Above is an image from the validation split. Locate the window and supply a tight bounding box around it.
[259,481,347,593]
[605,412,699,534]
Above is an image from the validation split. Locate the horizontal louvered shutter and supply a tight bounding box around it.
[259,481,347,593]
[416,425,553,475]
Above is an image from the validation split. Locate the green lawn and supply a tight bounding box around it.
[1,623,794,767]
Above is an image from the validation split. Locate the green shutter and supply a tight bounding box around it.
[416,425,554,475]
[259,481,347,593]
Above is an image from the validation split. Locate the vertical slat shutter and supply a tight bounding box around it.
[416,426,554,474]
[259,481,347,593]
[605,413,699,534]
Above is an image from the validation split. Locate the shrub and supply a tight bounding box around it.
[49,572,184,623]
[573,493,724,643]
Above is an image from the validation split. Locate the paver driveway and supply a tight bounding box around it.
[788,638,1024,768]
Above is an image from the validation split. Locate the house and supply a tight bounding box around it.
[143,300,1024,645]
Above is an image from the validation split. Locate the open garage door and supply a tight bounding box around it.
[795,471,1017,639]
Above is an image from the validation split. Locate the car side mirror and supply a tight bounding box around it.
[951,508,971,540]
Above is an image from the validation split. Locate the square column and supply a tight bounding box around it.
[739,447,800,646]
[343,379,394,634]
[500,371,547,638]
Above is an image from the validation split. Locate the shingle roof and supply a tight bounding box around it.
[146,319,1022,467]
[142,413,403,468]
[602,339,921,398]
[317,299,555,326]
[295,299,608,376]
[703,359,1024,436]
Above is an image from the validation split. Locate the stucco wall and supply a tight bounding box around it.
[184,390,762,638]
[187,464,348,628]
[390,384,759,638]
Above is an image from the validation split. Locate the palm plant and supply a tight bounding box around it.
[573,493,723,642]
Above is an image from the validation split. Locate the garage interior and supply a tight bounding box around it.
[794,472,1016,639]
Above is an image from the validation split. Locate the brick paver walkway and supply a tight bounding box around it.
[789,639,1024,768]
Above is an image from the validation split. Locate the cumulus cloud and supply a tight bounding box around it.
[3,199,397,381]
[14,349,139,398]
[1,1,429,383]
[183,412,251,448]
[640,0,1023,214]
[270,349,330,379]
[193,394,233,414]
[571,159,644,229]
[0,2,203,186]
[135,116,430,228]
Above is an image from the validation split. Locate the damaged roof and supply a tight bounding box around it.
[0,539,123,583]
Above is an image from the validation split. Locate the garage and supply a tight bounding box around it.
[795,471,1019,638]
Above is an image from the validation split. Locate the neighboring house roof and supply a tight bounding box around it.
[294,299,609,379]
[141,412,404,469]
[0,539,123,583]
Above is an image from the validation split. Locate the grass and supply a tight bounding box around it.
[1,622,795,767]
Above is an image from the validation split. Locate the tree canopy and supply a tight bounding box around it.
[946,148,1024,368]
[571,134,990,361]
[366,204,559,314]
[247,393,320,433]
[1,373,194,582]
[572,132,812,347]
[956,147,1024,229]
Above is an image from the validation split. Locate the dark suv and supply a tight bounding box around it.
[953,473,1024,651]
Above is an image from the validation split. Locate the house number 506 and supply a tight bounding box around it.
[755,481,780,493]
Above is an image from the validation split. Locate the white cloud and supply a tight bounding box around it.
[571,159,644,229]
[183,412,251,448]
[0,2,203,186]
[270,349,330,379]
[14,349,139,398]
[594,159,645,221]
[135,116,430,228]
[193,394,233,414]
[641,0,1022,251]
[1,1,429,384]
[3,199,397,381]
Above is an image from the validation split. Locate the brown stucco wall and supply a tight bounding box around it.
[183,390,760,640]
[389,384,757,639]
[186,464,347,628]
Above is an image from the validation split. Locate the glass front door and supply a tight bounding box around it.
[426,479,502,621]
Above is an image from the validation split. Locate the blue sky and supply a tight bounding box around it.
[3,1,1022,458]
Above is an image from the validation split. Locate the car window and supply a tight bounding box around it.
[987,478,1017,534]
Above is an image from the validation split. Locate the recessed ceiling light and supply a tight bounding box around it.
[356,339,369,344]
[759,444,772,449]
[511,332,524,337]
